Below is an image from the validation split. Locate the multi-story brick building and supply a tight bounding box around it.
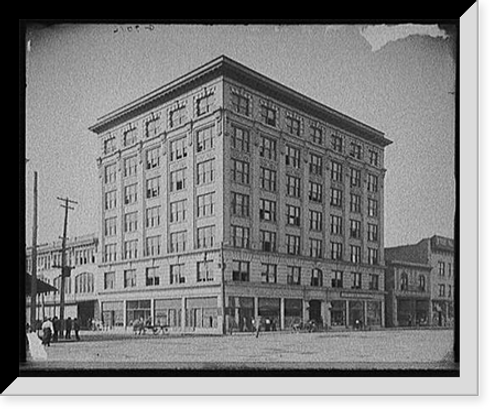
[385,235,455,327]
[25,234,100,328]
[89,55,392,333]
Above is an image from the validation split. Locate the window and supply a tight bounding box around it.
[196,93,214,116]
[286,115,301,136]
[196,159,214,185]
[231,159,250,185]
[104,217,117,237]
[233,260,250,282]
[287,266,301,285]
[350,244,361,263]
[259,167,276,192]
[438,261,446,276]
[260,136,277,160]
[170,231,187,253]
[309,210,323,231]
[309,182,323,203]
[285,145,301,168]
[368,198,378,217]
[310,238,323,258]
[145,236,161,257]
[286,175,301,198]
[310,125,323,144]
[231,225,249,248]
[260,199,277,222]
[123,128,137,147]
[124,239,138,260]
[145,118,159,138]
[400,272,409,291]
[169,106,186,128]
[123,211,137,233]
[104,272,115,290]
[231,192,250,217]
[369,149,379,167]
[197,260,214,282]
[367,173,378,192]
[349,142,362,160]
[331,133,344,153]
[331,215,343,236]
[350,193,361,213]
[261,105,277,127]
[419,275,426,291]
[170,136,188,161]
[196,125,214,152]
[232,125,250,152]
[350,167,361,187]
[261,263,277,284]
[311,268,323,286]
[105,190,117,210]
[124,269,136,288]
[146,206,160,228]
[286,204,301,226]
[103,136,116,155]
[368,223,378,242]
[197,225,215,249]
[170,168,186,192]
[124,184,137,205]
[124,156,137,177]
[350,219,361,239]
[197,192,214,218]
[448,285,452,298]
[146,267,160,286]
[331,271,343,288]
[104,244,117,263]
[448,263,453,277]
[369,274,379,290]
[260,230,277,252]
[352,272,362,289]
[104,164,116,184]
[332,161,343,182]
[309,154,323,176]
[331,242,343,260]
[232,93,250,116]
[146,177,160,199]
[331,188,343,208]
[170,264,185,284]
[286,234,301,255]
[170,200,186,223]
[438,284,446,296]
[146,147,160,170]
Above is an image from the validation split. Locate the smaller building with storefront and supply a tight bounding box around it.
[384,259,432,327]
[385,235,455,328]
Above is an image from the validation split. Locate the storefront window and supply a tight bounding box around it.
[330,300,346,326]
[366,301,381,326]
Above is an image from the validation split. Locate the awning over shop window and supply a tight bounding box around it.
[25,273,58,294]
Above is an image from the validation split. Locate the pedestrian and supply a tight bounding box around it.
[65,317,72,339]
[41,317,54,346]
[52,316,59,343]
[73,317,80,341]
[253,316,261,338]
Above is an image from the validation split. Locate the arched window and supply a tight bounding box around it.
[75,272,95,294]
[400,272,409,291]
[419,275,426,291]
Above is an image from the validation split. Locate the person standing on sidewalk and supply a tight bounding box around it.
[73,317,80,341]
[253,316,261,338]
[52,316,60,343]
[65,317,72,339]
[41,317,54,346]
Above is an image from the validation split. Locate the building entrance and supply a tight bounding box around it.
[308,300,322,326]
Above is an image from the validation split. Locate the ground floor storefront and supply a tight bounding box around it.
[432,299,454,327]
[225,284,385,332]
[385,293,431,328]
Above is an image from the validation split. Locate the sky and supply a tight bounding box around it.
[24,22,456,248]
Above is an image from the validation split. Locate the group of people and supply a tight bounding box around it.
[39,316,81,346]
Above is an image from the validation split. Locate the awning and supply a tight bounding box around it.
[25,273,58,294]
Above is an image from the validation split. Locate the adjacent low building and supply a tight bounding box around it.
[385,235,455,328]
[25,234,100,328]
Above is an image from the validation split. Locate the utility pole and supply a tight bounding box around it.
[57,196,78,323]
[30,171,38,330]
